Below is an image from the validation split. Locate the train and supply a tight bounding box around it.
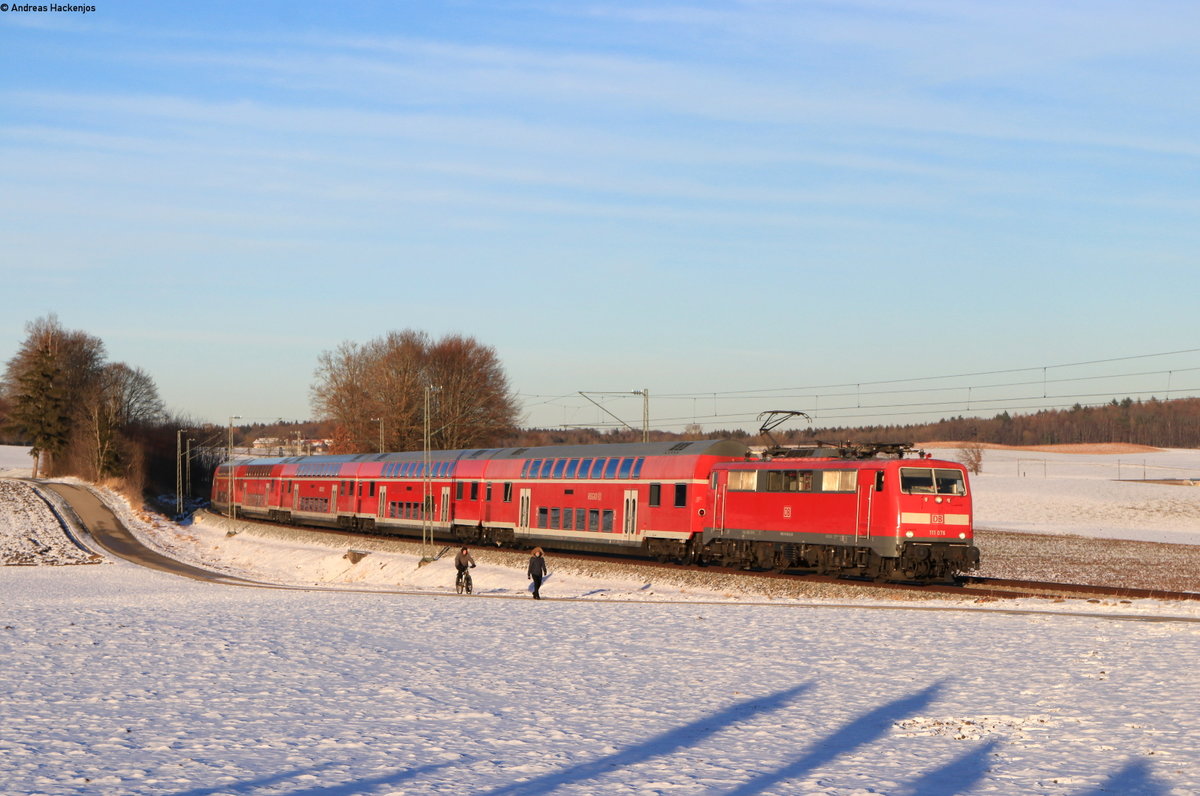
[211,436,980,583]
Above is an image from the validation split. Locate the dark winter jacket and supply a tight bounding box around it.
[527,553,547,579]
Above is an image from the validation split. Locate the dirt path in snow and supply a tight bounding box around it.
[41,482,265,587]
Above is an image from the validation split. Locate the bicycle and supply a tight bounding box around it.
[455,566,474,595]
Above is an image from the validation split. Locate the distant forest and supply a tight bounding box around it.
[234,396,1200,451]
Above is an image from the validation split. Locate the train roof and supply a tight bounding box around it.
[224,439,749,468]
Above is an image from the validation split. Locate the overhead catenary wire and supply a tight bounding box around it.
[516,348,1200,431]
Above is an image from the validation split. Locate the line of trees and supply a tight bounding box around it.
[1,315,167,483]
[778,397,1200,449]
[310,329,519,454]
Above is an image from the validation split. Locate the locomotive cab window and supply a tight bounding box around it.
[901,467,965,495]
[674,483,687,507]
[935,469,966,495]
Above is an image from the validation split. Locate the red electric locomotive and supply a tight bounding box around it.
[212,438,978,582]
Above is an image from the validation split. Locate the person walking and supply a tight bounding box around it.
[527,547,547,600]
[454,546,476,592]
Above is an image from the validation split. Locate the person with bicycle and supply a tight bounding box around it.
[454,546,476,593]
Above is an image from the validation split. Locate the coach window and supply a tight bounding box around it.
[588,509,600,531]
[875,471,885,491]
[564,459,579,479]
[603,458,620,479]
[649,483,661,506]
[470,482,479,500]
[585,458,603,478]
[503,482,513,502]
[674,483,688,507]
[562,509,573,530]
[456,482,465,499]
[576,458,592,478]
[370,482,376,497]
[575,508,586,529]
[602,510,614,532]
[537,507,549,528]
[550,508,561,529]
[552,459,567,479]
[617,458,633,479]
[538,460,555,478]
[631,457,645,478]
[486,483,493,501]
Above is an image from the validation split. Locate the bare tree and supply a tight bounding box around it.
[959,441,985,475]
[425,334,516,450]
[310,330,518,453]
[75,363,167,479]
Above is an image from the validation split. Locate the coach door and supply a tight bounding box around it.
[856,470,876,543]
[441,486,451,523]
[622,489,638,537]
[519,488,532,530]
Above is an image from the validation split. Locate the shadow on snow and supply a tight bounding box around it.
[163,683,1171,796]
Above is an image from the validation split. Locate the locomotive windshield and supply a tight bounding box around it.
[899,467,966,496]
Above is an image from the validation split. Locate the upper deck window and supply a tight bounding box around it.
[900,467,966,495]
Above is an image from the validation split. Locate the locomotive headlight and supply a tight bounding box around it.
[959,532,966,539]
[905,531,914,538]
[935,497,943,504]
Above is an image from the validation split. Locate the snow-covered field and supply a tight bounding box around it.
[3,444,1200,794]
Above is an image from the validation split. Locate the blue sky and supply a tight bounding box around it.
[2,1,1198,433]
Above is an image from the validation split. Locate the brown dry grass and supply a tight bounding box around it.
[921,441,1163,454]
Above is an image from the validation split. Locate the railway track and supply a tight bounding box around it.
[199,510,1200,604]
